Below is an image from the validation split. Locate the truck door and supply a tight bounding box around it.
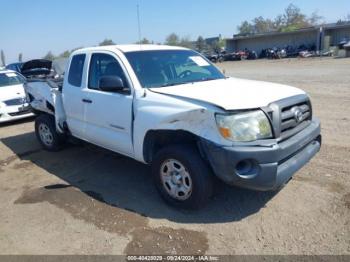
[62,54,88,139]
[83,52,134,156]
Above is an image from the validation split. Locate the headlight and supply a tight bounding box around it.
[215,110,273,142]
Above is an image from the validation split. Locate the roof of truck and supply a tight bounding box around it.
[76,44,188,53]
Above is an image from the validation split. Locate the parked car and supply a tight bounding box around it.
[5,62,24,73]
[203,52,224,63]
[24,45,321,209]
[0,70,34,123]
[222,51,242,61]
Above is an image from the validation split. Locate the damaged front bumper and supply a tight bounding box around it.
[199,118,321,191]
[0,104,34,123]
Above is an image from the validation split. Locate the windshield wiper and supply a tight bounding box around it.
[191,77,218,83]
[159,82,189,88]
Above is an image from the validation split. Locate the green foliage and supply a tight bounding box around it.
[165,33,180,46]
[237,3,323,35]
[99,39,115,46]
[209,40,222,53]
[43,51,55,61]
[136,38,152,44]
[59,50,71,58]
[238,21,255,35]
[1,50,6,66]
[179,36,193,49]
[196,36,207,52]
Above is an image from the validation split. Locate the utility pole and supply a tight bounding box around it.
[137,4,142,47]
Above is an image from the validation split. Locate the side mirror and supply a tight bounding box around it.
[99,76,124,92]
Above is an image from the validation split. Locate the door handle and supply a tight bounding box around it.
[82,98,92,104]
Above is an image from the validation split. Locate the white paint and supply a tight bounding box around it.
[150,77,305,110]
[0,70,34,123]
[26,45,310,163]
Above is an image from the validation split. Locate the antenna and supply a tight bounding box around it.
[137,4,142,48]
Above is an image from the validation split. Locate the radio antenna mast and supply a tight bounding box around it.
[137,4,142,48]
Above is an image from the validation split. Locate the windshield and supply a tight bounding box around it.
[125,50,225,88]
[0,72,25,88]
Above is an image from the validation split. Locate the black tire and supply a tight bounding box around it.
[35,114,65,151]
[152,144,213,209]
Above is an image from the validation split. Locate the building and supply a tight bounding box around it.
[226,23,350,55]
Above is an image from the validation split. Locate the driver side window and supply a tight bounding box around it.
[88,53,129,90]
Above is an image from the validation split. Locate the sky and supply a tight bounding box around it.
[1,0,349,63]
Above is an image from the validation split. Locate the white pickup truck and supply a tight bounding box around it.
[25,45,321,209]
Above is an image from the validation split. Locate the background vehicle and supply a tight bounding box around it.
[203,52,224,63]
[5,62,24,73]
[24,45,321,209]
[0,70,33,123]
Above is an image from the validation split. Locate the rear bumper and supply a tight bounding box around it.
[200,118,321,191]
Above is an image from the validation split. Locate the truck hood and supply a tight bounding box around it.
[0,84,26,102]
[149,77,305,110]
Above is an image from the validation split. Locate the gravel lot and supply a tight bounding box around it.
[0,57,349,255]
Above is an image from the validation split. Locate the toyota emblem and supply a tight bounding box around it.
[292,107,304,123]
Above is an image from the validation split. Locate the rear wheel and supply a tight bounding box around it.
[35,114,65,151]
[152,144,213,209]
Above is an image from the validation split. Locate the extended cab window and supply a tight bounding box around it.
[88,53,128,90]
[68,54,86,87]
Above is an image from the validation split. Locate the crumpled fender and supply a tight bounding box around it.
[132,90,231,163]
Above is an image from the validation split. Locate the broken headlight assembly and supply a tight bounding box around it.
[215,110,273,142]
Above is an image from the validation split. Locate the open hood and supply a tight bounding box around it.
[149,77,305,110]
[21,59,52,77]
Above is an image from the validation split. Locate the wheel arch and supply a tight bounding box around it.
[143,129,205,164]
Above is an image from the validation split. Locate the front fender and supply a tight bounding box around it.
[132,91,230,163]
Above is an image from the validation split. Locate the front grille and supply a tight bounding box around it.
[4,98,27,106]
[280,101,312,139]
[267,94,312,141]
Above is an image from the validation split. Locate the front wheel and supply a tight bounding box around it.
[35,114,65,151]
[152,145,213,209]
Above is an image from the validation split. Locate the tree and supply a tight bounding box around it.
[43,51,55,61]
[136,38,151,44]
[336,14,350,25]
[165,33,180,46]
[1,50,6,66]
[18,53,23,62]
[237,4,323,35]
[237,21,255,35]
[179,36,193,49]
[309,11,323,26]
[209,40,223,53]
[99,39,115,46]
[195,36,207,52]
[59,50,71,58]
[253,16,276,34]
[282,4,308,28]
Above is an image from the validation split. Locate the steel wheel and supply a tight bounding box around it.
[160,159,193,201]
[38,123,54,147]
